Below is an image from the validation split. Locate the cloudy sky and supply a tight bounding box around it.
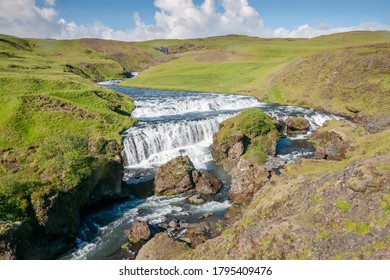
[0,0,389,41]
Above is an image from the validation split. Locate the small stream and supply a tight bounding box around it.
[60,81,339,259]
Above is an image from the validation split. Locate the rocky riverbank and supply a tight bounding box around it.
[118,108,283,259]
[121,110,390,260]
[0,156,129,259]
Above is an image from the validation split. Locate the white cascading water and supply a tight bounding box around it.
[116,86,264,180]
[60,81,340,260]
[122,113,236,167]
[131,92,264,118]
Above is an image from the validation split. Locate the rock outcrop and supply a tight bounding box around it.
[124,221,153,244]
[193,170,223,195]
[228,158,269,205]
[136,233,190,260]
[309,121,351,161]
[0,222,25,260]
[154,156,196,196]
[31,158,125,236]
[154,156,223,196]
[211,108,280,205]
[284,117,310,135]
[2,157,127,259]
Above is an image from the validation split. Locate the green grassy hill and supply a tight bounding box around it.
[0,34,156,226]
[123,31,390,127]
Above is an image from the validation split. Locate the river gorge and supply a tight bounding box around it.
[61,81,339,259]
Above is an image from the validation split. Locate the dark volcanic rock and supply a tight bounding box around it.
[136,233,190,260]
[228,158,269,205]
[310,129,350,161]
[154,156,196,196]
[30,158,125,236]
[154,156,223,196]
[124,221,153,243]
[0,223,20,260]
[187,194,206,205]
[194,170,223,195]
[1,157,128,260]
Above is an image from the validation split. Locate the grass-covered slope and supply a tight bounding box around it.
[122,31,390,127]
[213,108,279,165]
[120,31,390,260]
[0,34,154,225]
[184,120,390,260]
[264,43,390,131]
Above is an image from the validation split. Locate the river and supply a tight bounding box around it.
[60,81,338,259]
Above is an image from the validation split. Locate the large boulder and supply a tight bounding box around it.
[187,194,206,205]
[193,170,223,195]
[212,108,279,168]
[154,156,196,196]
[124,221,153,244]
[343,158,388,193]
[284,117,310,135]
[154,156,223,196]
[310,125,350,161]
[136,233,190,260]
[211,108,279,205]
[228,158,269,205]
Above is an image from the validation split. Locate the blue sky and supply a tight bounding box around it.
[52,0,390,30]
[1,0,389,40]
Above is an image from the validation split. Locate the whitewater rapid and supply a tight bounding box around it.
[60,81,340,260]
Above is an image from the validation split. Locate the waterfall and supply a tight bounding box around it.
[123,113,237,168]
[60,83,342,260]
[131,92,262,118]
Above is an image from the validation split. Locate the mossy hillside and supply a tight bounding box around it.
[265,43,390,123]
[122,32,390,90]
[214,108,279,165]
[287,120,390,176]
[0,34,150,224]
[184,155,390,260]
[121,31,390,125]
[183,119,390,260]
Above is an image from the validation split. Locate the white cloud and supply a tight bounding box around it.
[0,0,59,38]
[136,0,265,40]
[271,22,390,38]
[0,0,389,41]
[44,0,55,6]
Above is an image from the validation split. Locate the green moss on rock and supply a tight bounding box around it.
[213,108,279,166]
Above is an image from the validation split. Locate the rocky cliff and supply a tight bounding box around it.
[1,157,127,259]
[182,120,390,260]
[133,119,390,260]
[211,108,279,205]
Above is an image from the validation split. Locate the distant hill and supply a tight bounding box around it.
[123,31,390,128]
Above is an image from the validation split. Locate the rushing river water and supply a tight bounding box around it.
[60,81,339,260]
